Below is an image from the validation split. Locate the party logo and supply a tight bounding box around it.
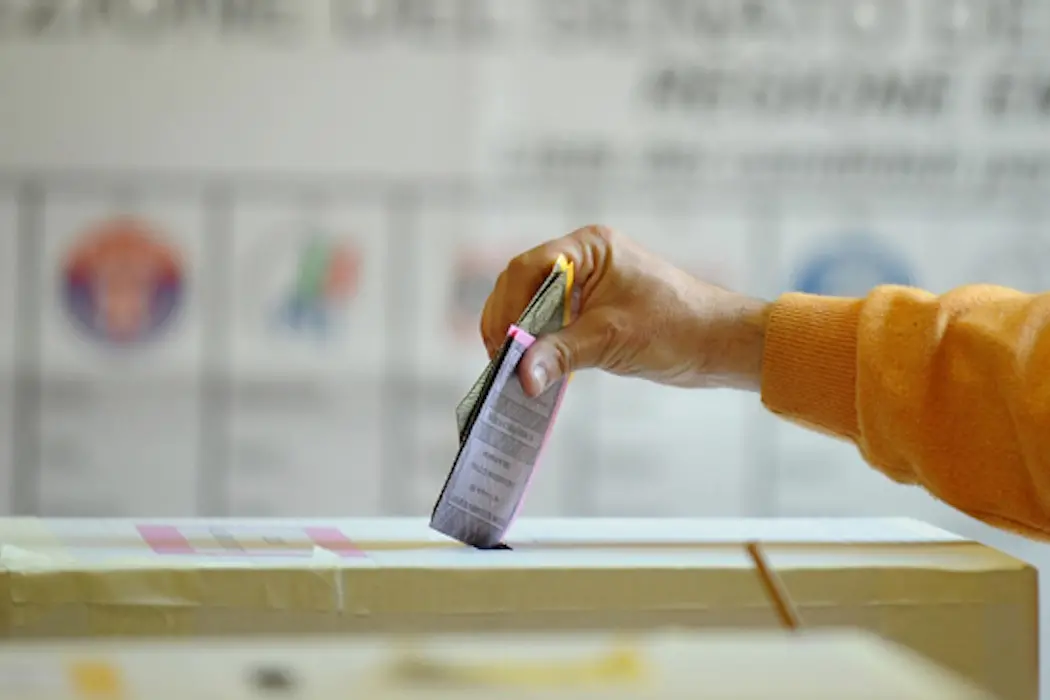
[241,223,361,342]
[62,216,184,346]
[273,234,359,338]
[793,233,913,296]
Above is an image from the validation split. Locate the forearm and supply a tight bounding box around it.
[759,284,1050,539]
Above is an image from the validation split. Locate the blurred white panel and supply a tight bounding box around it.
[579,208,753,516]
[226,378,383,517]
[938,198,1050,293]
[404,205,577,516]
[226,199,387,516]
[0,0,482,174]
[36,192,204,516]
[0,192,15,515]
[771,197,949,519]
[772,423,950,519]
[607,207,751,289]
[852,194,1050,295]
[36,383,201,517]
[467,4,964,179]
[0,192,14,368]
[521,367,602,518]
[584,380,753,517]
[400,376,469,516]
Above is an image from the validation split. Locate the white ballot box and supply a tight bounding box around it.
[0,517,1036,700]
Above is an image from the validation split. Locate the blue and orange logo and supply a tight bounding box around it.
[62,216,184,346]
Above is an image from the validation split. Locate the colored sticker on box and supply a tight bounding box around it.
[136,524,366,558]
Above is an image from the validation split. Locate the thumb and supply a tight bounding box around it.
[518,313,609,397]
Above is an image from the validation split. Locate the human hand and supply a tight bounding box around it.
[480,226,770,397]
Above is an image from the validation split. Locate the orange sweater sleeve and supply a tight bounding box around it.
[760,284,1050,539]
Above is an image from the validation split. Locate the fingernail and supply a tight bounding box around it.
[531,363,549,393]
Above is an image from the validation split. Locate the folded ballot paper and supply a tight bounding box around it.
[431,255,575,548]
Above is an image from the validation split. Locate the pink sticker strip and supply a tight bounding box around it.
[136,524,366,558]
[136,525,194,555]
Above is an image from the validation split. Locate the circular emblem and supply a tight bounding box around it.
[793,234,914,297]
[245,225,360,341]
[61,216,184,345]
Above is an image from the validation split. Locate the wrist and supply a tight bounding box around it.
[726,295,771,392]
[697,292,770,392]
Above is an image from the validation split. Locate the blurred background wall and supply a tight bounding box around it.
[0,0,1048,683]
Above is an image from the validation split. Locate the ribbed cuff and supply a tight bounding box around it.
[760,293,862,439]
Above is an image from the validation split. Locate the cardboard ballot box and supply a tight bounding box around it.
[0,517,1037,700]
[0,630,996,700]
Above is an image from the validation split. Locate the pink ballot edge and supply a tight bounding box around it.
[505,324,570,527]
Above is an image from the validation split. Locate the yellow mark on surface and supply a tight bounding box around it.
[389,646,645,689]
[69,661,123,698]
